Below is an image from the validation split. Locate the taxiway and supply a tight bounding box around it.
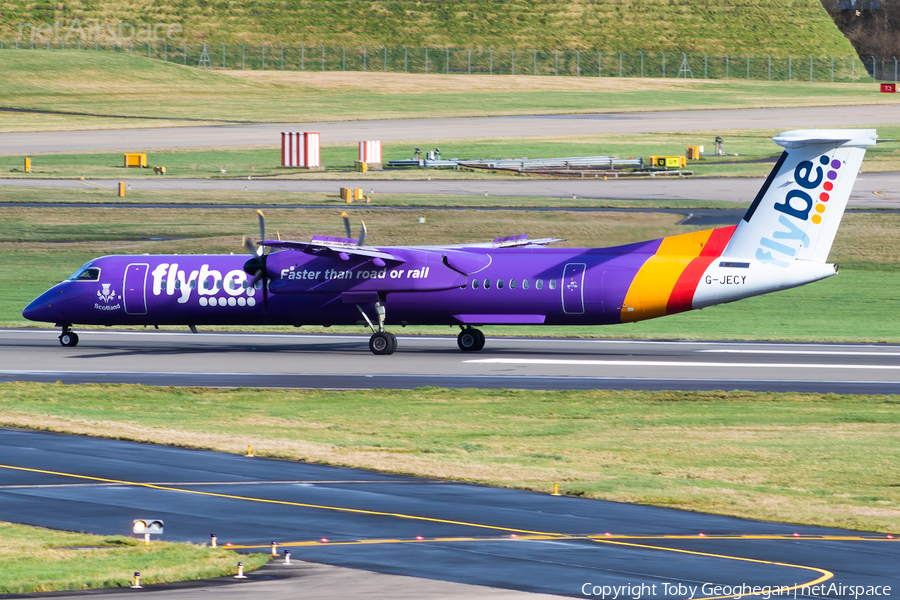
[1,105,897,154]
[1,428,896,599]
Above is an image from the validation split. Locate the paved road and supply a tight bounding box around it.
[0,428,896,599]
[1,105,897,154]
[4,329,900,394]
[3,172,900,206]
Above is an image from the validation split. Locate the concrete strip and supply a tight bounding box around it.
[0,106,896,154]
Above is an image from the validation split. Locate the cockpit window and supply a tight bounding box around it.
[68,266,101,281]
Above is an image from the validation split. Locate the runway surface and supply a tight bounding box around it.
[3,329,900,394]
[1,105,897,154]
[1,427,897,599]
[4,172,900,207]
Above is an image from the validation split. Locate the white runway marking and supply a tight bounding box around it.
[465,358,900,370]
[699,349,900,356]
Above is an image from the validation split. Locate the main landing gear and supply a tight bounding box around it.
[59,325,78,347]
[457,326,485,352]
[357,301,397,355]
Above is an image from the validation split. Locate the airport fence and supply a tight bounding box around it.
[1,39,893,83]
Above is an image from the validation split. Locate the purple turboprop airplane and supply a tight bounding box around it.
[23,129,875,354]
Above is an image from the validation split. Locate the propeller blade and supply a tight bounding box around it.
[358,221,367,247]
[260,254,268,311]
[244,253,268,311]
[248,271,268,311]
[241,236,258,257]
[257,210,266,253]
[342,211,352,239]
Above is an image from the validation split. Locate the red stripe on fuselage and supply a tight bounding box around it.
[666,225,737,314]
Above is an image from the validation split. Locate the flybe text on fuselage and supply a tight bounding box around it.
[149,263,257,305]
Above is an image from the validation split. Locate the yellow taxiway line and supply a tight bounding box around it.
[5,462,893,599]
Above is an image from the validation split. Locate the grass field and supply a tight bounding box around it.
[0,521,268,593]
[0,385,897,533]
[0,186,750,208]
[0,0,853,55]
[3,203,900,342]
[1,53,898,133]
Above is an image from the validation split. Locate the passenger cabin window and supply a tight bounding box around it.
[549,279,557,290]
[68,266,101,281]
[472,279,479,289]
[483,279,491,290]
[536,279,543,290]
[497,279,504,289]
[509,279,516,290]
[522,279,530,290]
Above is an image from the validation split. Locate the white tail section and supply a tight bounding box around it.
[723,129,876,266]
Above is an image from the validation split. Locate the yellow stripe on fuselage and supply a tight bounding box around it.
[620,229,713,322]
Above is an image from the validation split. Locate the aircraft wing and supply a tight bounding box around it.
[426,235,566,249]
[261,240,402,263]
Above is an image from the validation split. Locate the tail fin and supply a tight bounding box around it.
[722,129,876,266]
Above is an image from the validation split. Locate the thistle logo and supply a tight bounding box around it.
[756,153,839,268]
[97,283,116,303]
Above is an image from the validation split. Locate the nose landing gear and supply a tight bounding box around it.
[457,327,485,352]
[59,325,79,347]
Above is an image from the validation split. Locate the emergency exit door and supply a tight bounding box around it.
[562,263,586,314]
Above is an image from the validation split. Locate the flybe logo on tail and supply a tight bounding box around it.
[757,154,841,268]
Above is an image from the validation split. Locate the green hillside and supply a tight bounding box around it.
[1,0,856,56]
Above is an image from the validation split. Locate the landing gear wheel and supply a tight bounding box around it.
[388,332,398,354]
[59,331,79,347]
[369,331,396,355]
[458,328,485,352]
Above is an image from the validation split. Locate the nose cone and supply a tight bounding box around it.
[22,289,63,323]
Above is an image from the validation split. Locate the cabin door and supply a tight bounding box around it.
[123,263,149,315]
[561,263,587,314]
